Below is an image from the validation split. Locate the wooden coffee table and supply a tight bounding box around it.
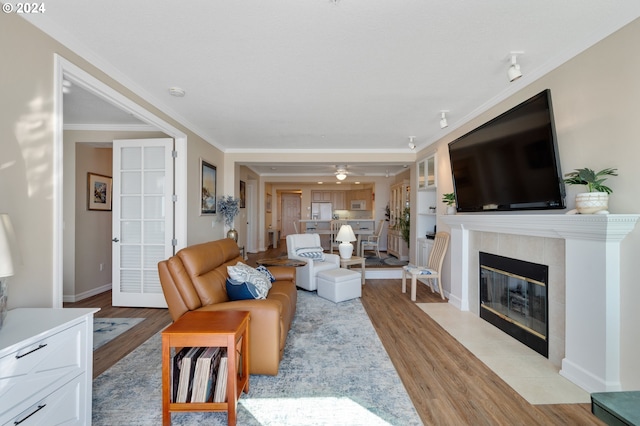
[256,257,306,267]
[161,310,250,426]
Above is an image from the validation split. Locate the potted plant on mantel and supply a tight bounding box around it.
[442,193,456,215]
[217,195,241,241]
[563,167,618,214]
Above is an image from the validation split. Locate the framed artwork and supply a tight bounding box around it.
[239,180,246,208]
[87,173,112,211]
[266,193,272,213]
[200,159,217,215]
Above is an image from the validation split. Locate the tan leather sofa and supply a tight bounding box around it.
[158,238,297,375]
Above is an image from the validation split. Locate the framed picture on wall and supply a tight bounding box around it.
[87,172,112,211]
[200,159,217,215]
[239,180,246,208]
[266,193,272,213]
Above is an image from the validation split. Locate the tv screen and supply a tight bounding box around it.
[448,89,565,212]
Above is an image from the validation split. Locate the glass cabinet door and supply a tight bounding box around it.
[418,154,436,190]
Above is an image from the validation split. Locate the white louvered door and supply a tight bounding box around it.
[112,138,174,307]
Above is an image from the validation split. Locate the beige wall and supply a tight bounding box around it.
[1,12,222,308]
[422,18,640,388]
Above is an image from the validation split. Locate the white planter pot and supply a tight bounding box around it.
[446,206,457,215]
[575,192,609,214]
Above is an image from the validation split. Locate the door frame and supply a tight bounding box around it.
[53,55,187,307]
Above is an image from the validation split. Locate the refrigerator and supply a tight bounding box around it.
[311,203,333,220]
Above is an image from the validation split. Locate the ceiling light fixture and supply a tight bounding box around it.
[439,111,449,129]
[385,170,389,178]
[508,52,524,82]
[335,165,348,181]
[408,136,416,150]
[168,87,186,97]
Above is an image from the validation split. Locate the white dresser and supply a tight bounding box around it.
[0,308,98,425]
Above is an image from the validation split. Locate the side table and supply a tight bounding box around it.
[162,311,250,426]
[340,256,366,285]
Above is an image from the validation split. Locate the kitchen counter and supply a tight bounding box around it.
[299,219,375,255]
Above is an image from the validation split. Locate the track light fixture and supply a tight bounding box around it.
[508,52,523,82]
[408,136,416,150]
[439,111,448,129]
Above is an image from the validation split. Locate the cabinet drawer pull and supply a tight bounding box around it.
[15,344,47,359]
[14,404,46,425]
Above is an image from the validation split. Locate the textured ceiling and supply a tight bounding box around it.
[24,1,640,176]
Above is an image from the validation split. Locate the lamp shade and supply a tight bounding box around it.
[335,225,356,242]
[0,214,16,278]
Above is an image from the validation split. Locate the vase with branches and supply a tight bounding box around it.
[217,195,241,241]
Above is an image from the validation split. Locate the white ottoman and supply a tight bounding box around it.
[316,268,362,303]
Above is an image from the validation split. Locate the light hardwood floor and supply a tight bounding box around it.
[66,242,603,425]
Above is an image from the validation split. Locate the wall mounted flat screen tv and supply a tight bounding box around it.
[448,89,565,212]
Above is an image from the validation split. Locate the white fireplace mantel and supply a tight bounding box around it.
[440,213,639,393]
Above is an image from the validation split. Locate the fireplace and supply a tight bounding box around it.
[479,252,548,357]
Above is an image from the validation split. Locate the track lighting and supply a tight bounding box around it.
[408,136,416,150]
[439,111,448,129]
[508,53,523,82]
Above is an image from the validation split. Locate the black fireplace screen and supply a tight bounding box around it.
[479,252,548,357]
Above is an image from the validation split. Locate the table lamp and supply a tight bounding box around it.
[0,214,17,329]
[336,225,357,259]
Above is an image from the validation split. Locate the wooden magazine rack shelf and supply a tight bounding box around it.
[161,310,250,426]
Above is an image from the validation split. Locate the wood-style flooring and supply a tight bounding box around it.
[65,241,603,425]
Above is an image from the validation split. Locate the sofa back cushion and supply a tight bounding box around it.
[176,239,242,306]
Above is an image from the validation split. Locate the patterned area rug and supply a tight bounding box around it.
[364,253,408,268]
[92,291,422,425]
[93,318,145,351]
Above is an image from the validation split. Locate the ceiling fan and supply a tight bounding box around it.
[334,165,350,181]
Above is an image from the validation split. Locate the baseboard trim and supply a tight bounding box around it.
[63,283,111,303]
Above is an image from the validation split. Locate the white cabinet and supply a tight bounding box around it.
[417,238,434,266]
[417,154,437,190]
[0,308,98,425]
[416,153,437,253]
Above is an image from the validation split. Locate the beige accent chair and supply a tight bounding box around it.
[401,232,450,301]
[360,219,385,258]
[287,233,340,291]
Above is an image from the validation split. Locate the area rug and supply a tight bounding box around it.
[93,318,145,351]
[92,291,422,425]
[365,253,408,268]
[417,303,590,405]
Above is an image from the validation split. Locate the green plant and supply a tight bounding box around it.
[563,168,618,194]
[397,206,410,247]
[442,193,456,206]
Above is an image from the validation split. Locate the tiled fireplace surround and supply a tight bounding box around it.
[440,214,639,393]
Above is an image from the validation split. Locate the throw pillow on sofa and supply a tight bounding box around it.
[256,265,276,283]
[227,262,270,298]
[226,277,262,300]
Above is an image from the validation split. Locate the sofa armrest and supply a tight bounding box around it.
[267,265,295,281]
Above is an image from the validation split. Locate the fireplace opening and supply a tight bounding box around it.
[479,252,548,357]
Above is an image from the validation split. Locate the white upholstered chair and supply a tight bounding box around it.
[286,233,340,291]
[401,232,450,301]
[360,219,385,258]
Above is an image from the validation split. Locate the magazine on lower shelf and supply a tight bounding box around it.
[213,348,229,403]
[190,347,223,403]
